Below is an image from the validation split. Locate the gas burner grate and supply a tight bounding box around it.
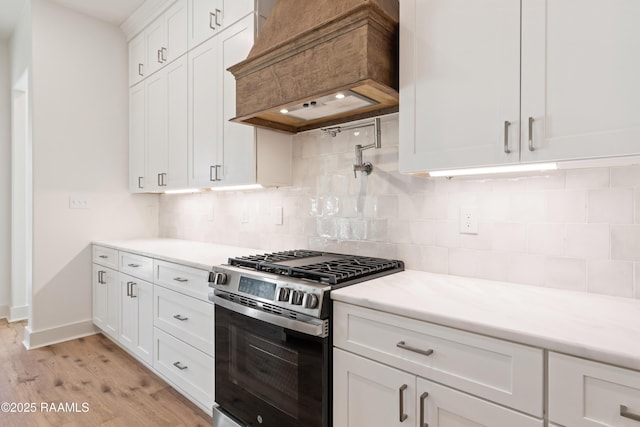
[228,250,404,285]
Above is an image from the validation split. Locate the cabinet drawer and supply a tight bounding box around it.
[549,352,640,427]
[119,252,154,282]
[93,245,118,269]
[154,260,210,301]
[333,302,543,417]
[154,286,214,356]
[153,327,213,409]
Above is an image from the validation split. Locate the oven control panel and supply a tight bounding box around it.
[209,266,329,318]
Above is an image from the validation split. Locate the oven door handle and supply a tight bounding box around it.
[211,295,329,338]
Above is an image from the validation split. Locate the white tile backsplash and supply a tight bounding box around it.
[158,116,640,299]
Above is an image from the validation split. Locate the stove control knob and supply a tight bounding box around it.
[290,290,304,305]
[303,293,319,309]
[277,287,291,302]
[213,272,227,285]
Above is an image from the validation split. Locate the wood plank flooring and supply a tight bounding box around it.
[0,319,212,427]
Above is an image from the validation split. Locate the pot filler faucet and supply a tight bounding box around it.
[322,118,382,178]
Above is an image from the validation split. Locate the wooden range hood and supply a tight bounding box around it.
[228,0,399,134]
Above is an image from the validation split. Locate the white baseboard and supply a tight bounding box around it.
[9,305,28,322]
[0,305,8,319]
[23,319,98,350]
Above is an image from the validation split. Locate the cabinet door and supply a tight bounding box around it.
[166,56,189,188]
[165,0,188,64]
[188,35,221,187]
[93,265,119,338]
[129,84,146,192]
[146,18,166,76]
[218,0,254,31]
[417,378,543,427]
[188,0,219,48]
[217,14,256,186]
[398,0,521,174]
[521,0,640,163]
[129,32,146,86]
[146,71,168,192]
[333,348,416,427]
[119,275,153,366]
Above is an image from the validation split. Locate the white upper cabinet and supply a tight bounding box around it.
[129,83,146,192]
[187,0,254,49]
[138,0,188,80]
[400,0,640,174]
[128,32,146,87]
[188,34,222,187]
[399,0,521,174]
[146,56,189,192]
[520,0,640,162]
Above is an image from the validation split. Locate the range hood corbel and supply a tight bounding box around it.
[228,0,399,134]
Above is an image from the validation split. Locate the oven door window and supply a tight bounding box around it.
[215,305,327,427]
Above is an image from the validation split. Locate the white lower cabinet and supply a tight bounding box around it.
[92,264,119,338]
[333,302,544,427]
[118,273,154,366]
[92,244,215,415]
[548,352,640,427]
[154,327,214,410]
[334,349,542,427]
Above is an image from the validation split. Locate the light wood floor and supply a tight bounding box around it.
[0,319,212,427]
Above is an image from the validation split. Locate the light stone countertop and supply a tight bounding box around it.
[331,269,640,371]
[93,238,263,270]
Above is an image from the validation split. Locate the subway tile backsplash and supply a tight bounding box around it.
[159,115,640,299]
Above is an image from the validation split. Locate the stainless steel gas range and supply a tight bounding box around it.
[208,250,404,427]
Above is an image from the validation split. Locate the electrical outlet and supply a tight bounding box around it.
[459,207,478,234]
[240,208,249,224]
[69,193,90,209]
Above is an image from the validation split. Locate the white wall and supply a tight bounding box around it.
[160,115,640,300]
[27,0,158,347]
[0,39,10,318]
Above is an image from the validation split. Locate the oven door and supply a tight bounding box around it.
[215,304,329,427]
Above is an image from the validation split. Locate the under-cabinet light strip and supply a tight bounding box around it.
[210,184,264,192]
[428,162,558,178]
[163,189,202,194]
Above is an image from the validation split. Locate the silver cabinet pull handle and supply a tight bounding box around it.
[173,314,189,321]
[98,271,105,284]
[214,9,222,26]
[503,120,511,154]
[99,255,108,259]
[209,165,215,182]
[138,176,144,189]
[128,263,140,268]
[158,173,162,187]
[621,405,640,422]
[209,12,216,29]
[528,116,535,151]
[161,47,167,62]
[173,361,188,370]
[157,49,162,64]
[215,165,222,181]
[419,392,429,427]
[126,281,132,297]
[173,277,188,283]
[397,341,434,357]
[399,384,408,422]
[138,63,144,76]
[129,282,137,298]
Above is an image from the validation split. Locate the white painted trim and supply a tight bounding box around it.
[0,305,8,319]
[9,305,27,322]
[23,320,98,350]
[120,0,176,40]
